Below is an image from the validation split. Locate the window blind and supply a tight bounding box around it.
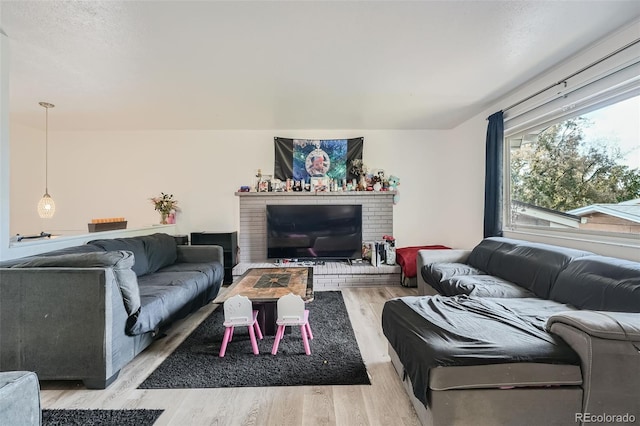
[504,39,640,137]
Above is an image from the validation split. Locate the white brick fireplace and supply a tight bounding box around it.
[234,191,401,289]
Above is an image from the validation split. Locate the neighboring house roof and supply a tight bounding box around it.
[618,198,640,205]
[512,200,581,228]
[513,200,580,219]
[567,200,640,224]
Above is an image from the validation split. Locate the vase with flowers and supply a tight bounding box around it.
[150,192,179,224]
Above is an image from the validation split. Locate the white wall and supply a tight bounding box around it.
[0,33,9,260]
[10,128,461,250]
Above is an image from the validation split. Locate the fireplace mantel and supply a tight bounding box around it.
[235,191,396,197]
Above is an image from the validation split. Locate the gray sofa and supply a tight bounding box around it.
[383,237,640,426]
[0,371,41,426]
[0,233,224,389]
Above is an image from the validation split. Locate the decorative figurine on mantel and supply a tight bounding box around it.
[254,169,262,192]
[388,175,400,204]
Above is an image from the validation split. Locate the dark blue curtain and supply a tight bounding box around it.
[484,111,504,238]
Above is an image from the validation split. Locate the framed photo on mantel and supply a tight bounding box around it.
[310,177,328,191]
[258,175,272,192]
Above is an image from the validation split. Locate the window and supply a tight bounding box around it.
[502,35,640,242]
[506,94,640,238]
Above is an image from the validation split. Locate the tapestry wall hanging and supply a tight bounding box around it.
[273,137,364,181]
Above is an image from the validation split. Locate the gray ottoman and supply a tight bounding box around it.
[0,371,41,426]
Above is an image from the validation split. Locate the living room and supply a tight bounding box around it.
[1,2,639,425]
[1,3,639,262]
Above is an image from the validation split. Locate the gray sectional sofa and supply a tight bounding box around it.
[383,237,640,426]
[0,233,224,389]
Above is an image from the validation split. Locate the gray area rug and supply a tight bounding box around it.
[138,291,371,389]
[42,409,163,425]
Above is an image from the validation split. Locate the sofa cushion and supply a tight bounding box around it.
[159,261,224,285]
[422,262,485,294]
[423,261,534,297]
[89,237,149,276]
[550,255,640,312]
[131,270,221,335]
[139,233,178,274]
[442,275,535,298]
[470,238,592,299]
[466,237,518,272]
[429,363,582,390]
[10,250,141,317]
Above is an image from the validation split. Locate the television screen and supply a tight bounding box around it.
[267,204,362,260]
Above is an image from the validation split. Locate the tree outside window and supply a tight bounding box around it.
[508,95,640,235]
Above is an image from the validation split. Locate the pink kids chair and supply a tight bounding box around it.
[219,294,263,357]
[271,293,313,356]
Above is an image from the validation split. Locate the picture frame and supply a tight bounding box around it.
[362,241,374,261]
[271,179,284,192]
[258,175,272,192]
[310,177,327,192]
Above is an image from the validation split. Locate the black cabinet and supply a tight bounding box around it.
[191,231,238,284]
[173,234,189,246]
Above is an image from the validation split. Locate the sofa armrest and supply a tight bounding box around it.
[176,245,224,266]
[547,311,640,341]
[417,249,471,295]
[418,249,471,265]
[0,268,135,388]
[548,311,640,418]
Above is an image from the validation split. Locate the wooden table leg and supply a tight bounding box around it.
[255,302,290,336]
[255,302,276,336]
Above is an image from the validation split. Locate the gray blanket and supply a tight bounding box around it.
[382,295,580,405]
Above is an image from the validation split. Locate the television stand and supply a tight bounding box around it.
[274,259,360,267]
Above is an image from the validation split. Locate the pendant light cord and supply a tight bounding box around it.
[39,101,54,194]
[45,105,48,193]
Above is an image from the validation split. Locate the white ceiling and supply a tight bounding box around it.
[2,1,640,131]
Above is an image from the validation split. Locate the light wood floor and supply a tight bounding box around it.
[40,286,421,426]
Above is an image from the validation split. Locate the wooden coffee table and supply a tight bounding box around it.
[213,267,314,335]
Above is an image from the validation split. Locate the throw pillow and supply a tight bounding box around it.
[88,237,149,276]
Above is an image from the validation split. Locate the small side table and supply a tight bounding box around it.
[173,235,189,246]
[191,231,238,284]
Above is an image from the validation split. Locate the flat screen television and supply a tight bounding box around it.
[266,204,362,260]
